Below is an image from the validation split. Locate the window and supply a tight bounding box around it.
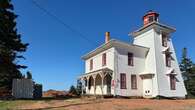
[162,34,168,47]
[128,52,134,66]
[148,16,154,23]
[90,59,93,70]
[166,54,171,67]
[120,73,126,89]
[170,75,176,90]
[102,53,106,66]
[131,75,137,89]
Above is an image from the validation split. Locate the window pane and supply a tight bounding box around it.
[148,16,154,22]
[128,53,134,66]
[162,34,167,47]
[166,54,171,67]
[102,53,106,66]
[170,75,176,90]
[90,59,93,70]
[120,73,126,89]
[131,75,137,89]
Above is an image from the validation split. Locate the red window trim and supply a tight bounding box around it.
[131,75,137,89]
[128,52,134,66]
[102,53,106,66]
[90,59,93,70]
[170,75,176,90]
[120,73,126,89]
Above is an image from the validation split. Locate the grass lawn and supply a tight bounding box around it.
[0,100,35,110]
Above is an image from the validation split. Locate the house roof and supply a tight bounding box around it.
[130,21,176,37]
[81,39,149,60]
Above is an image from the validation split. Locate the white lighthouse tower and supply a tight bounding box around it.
[131,10,187,98]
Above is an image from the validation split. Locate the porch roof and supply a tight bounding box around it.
[139,72,155,76]
[79,68,113,79]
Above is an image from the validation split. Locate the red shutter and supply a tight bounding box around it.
[102,53,106,66]
[120,73,126,89]
[128,53,134,66]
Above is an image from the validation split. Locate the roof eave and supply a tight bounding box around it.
[81,39,149,60]
[129,22,176,37]
[81,39,115,60]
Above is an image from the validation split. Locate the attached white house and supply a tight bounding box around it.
[79,11,187,98]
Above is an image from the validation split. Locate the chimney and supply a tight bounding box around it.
[105,32,110,43]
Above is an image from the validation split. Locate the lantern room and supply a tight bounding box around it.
[143,10,159,26]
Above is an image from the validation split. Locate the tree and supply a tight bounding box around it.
[0,0,28,90]
[180,48,193,80]
[187,65,195,96]
[180,48,195,97]
[26,71,32,79]
[76,79,82,96]
[69,85,78,96]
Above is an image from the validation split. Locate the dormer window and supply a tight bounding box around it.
[162,34,168,47]
[102,53,106,66]
[90,59,93,70]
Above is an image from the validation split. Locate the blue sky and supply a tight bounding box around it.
[12,0,195,91]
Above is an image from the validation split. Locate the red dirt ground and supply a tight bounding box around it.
[19,98,195,110]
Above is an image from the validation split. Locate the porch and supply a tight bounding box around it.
[79,68,113,95]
